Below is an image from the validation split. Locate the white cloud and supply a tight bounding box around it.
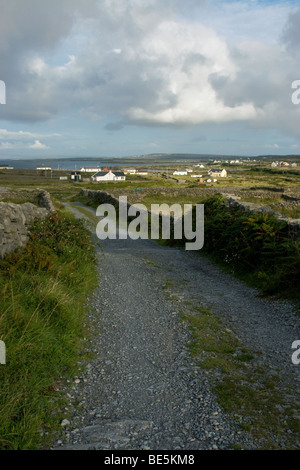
[265,143,280,149]
[0,129,59,140]
[29,139,49,149]
[126,20,258,125]
[0,128,59,150]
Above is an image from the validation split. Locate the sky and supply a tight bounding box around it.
[0,0,299,159]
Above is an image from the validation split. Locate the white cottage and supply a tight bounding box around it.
[91,170,126,181]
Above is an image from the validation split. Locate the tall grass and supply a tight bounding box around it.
[0,211,98,449]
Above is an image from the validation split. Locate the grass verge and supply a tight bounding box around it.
[180,304,300,449]
[0,210,98,449]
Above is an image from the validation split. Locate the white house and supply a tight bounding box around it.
[173,170,188,176]
[71,171,82,181]
[91,170,126,181]
[208,168,227,177]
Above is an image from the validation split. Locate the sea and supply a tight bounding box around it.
[0,158,158,171]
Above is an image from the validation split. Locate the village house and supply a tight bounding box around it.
[91,170,126,181]
[208,168,227,178]
[36,166,52,171]
[173,170,188,176]
[71,171,82,181]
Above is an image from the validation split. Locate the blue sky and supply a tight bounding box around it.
[0,0,299,159]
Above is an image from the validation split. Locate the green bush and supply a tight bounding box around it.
[200,194,300,299]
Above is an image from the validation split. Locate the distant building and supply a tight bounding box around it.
[208,168,227,177]
[173,170,188,176]
[36,166,52,171]
[91,170,126,181]
[71,171,82,181]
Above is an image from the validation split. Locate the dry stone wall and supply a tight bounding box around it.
[0,191,54,259]
[225,196,300,239]
[81,188,300,239]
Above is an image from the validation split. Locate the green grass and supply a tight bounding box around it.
[180,305,300,449]
[0,210,98,449]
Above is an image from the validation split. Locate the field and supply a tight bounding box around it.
[1,155,300,208]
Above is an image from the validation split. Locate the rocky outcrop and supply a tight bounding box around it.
[0,191,55,259]
[37,189,56,212]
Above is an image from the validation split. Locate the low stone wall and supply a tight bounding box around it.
[0,191,55,259]
[81,188,300,240]
[226,196,300,239]
[80,189,128,208]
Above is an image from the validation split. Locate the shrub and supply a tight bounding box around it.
[199,194,300,299]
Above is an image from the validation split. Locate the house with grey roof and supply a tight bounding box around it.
[91,170,126,181]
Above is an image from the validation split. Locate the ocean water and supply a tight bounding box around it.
[0,157,180,171]
[0,158,142,170]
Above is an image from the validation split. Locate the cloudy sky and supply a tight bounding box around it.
[0,0,299,159]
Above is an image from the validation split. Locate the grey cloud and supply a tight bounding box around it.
[0,0,299,140]
[281,8,300,52]
[104,121,125,131]
[0,0,97,121]
[0,0,96,69]
[182,53,209,73]
[208,26,299,137]
[0,0,206,124]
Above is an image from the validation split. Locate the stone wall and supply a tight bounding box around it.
[226,196,300,239]
[81,188,300,240]
[0,191,54,259]
[80,189,128,208]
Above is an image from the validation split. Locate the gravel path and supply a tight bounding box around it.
[53,202,300,450]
